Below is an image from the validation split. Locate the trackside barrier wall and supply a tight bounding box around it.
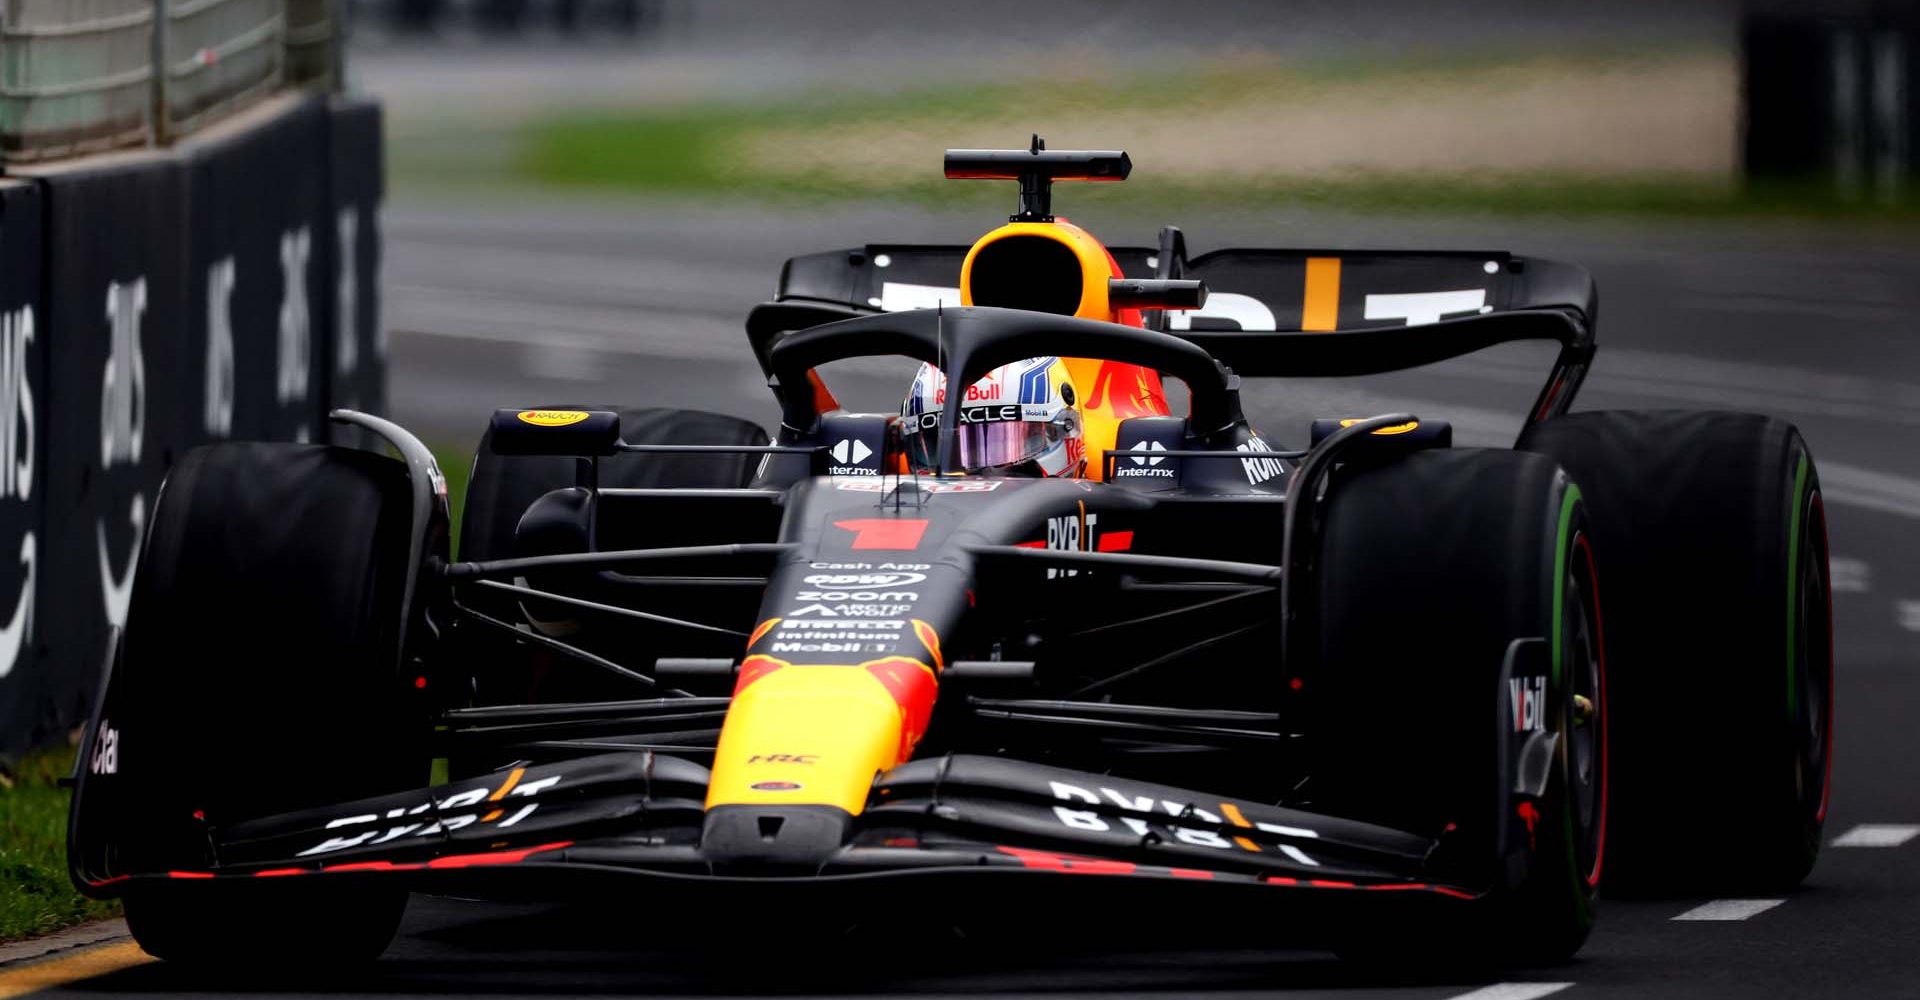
[327,99,384,440]
[0,91,384,760]
[0,181,47,754]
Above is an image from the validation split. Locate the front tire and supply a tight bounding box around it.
[116,443,424,964]
[1314,448,1606,965]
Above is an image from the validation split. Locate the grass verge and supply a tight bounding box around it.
[490,51,1917,223]
[0,744,119,944]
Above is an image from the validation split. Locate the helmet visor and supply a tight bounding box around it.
[905,416,1060,472]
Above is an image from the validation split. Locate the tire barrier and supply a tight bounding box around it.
[0,92,384,760]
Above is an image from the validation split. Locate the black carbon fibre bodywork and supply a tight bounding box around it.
[68,241,1590,920]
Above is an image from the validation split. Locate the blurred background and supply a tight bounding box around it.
[328,0,1920,450]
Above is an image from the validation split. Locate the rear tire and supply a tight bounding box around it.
[1315,448,1606,966]
[117,443,423,964]
[1517,410,1830,894]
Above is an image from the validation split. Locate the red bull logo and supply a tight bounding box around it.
[934,380,1004,405]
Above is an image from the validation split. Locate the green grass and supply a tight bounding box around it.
[483,50,1920,223]
[516,108,1916,222]
[0,744,119,943]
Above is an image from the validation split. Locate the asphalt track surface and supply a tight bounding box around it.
[33,197,1920,998]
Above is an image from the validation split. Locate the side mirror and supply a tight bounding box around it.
[488,408,622,456]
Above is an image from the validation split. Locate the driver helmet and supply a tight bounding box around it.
[901,357,1084,477]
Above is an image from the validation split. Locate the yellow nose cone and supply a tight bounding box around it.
[705,655,937,815]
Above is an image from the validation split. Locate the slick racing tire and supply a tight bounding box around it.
[116,443,423,964]
[1517,410,1830,894]
[1315,449,1605,966]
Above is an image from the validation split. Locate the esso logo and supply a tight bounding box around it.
[802,572,926,588]
[518,410,589,427]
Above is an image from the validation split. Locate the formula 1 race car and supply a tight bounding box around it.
[69,142,1833,969]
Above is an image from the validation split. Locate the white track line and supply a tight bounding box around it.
[1815,462,1920,522]
[1833,824,1920,847]
[1897,602,1920,632]
[1671,899,1786,921]
[1446,984,1575,1000]
[1829,558,1871,594]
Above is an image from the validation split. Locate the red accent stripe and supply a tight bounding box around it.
[1263,876,1476,898]
[996,846,1137,875]
[990,856,1477,898]
[747,618,781,648]
[1534,373,1566,422]
[863,657,940,758]
[1096,530,1134,552]
[733,655,785,696]
[252,867,310,878]
[86,875,132,887]
[834,518,929,551]
[425,840,572,869]
[1573,531,1610,888]
[1811,493,1834,825]
[1014,540,1045,549]
[911,620,944,670]
[806,370,841,416]
[324,860,426,873]
[166,871,216,879]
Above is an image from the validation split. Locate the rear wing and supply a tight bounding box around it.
[747,237,1598,420]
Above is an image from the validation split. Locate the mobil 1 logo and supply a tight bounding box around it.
[767,618,906,655]
[1510,674,1546,732]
